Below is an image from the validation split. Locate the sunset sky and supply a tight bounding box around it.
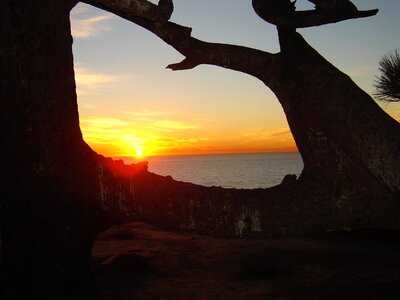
[70,0,400,159]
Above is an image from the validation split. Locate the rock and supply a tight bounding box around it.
[280,174,297,185]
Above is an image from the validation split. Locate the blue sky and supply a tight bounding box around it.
[70,0,400,157]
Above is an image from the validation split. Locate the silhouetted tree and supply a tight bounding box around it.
[1,0,399,299]
[374,49,400,103]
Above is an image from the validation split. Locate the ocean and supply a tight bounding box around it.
[145,152,303,189]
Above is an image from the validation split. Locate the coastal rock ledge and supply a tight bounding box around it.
[97,157,400,239]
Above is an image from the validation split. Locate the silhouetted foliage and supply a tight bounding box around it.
[374,49,400,103]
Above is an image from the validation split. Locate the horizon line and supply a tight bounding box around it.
[113,150,300,160]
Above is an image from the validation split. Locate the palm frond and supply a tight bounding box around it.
[374,49,400,103]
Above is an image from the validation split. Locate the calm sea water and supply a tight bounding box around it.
[145,152,303,189]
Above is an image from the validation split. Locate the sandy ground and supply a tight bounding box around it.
[86,222,400,299]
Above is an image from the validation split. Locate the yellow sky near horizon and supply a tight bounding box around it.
[79,111,298,158]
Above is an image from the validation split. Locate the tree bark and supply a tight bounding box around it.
[0,0,90,297]
[85,0,173,22]
[0,0,138,297]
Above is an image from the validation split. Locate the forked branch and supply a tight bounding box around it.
[276,9,378,28]
[252,0,378,28]
[83,0,279,83]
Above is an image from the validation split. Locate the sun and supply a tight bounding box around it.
[135,148,143,158]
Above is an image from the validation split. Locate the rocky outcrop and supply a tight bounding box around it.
[101,158,400,239]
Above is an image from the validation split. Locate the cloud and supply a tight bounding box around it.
[79,114,212,157]
[70,3,113,39]
[119,110,166,117]
[153,120,200,131]
[70,3,90,16]
[244,128,292,139]
[344,65,375,79]
[80,117,128,129]
[117,110,200,131]
[79,114,298,157]
[80,116,128,143]
[79,115,143,156]
[262,128,292,138]
[74,65,126,96]
[241,127,296,151]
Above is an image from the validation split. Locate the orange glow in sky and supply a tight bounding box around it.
[79,113,298,158]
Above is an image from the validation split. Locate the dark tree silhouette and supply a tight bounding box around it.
[308,0,358,14]
[374,49,400,103]
[1,0,399,298]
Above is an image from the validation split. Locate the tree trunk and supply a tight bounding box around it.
[0,2,151,297]
[271,31,400,229]
[0,0,122,297]
[275,31,400,197]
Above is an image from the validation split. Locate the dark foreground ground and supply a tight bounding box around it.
[85,222,400,299]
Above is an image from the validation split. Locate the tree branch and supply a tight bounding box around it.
[166,58,200,71]
[279,9,379,28]
[82,0,173,22]
[133,18,280,82]
[82,0,279,84]
[252,0,378,28]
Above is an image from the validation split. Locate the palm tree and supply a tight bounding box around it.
[374,49,400,102]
